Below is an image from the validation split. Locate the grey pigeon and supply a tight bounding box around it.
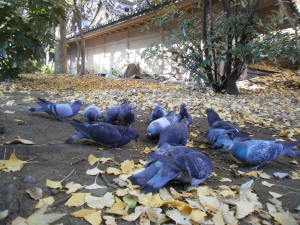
[118,104,136,128]
[206,108,249,139]
[157,117,190,147]
[84,105,101,122]
[151,104,167,121]
[29,98,83,122]
[231,139,300,170]
[206,128,250,149]
[179,103,192,126]
[65,119,139,149]
[103,100,130,123]
[147,111,179,140]
[128,144,213,194]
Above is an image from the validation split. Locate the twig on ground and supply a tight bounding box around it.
[231,167,239,179]
[70,158,85,166]
[48,194,72,209]
[101,174,117,189]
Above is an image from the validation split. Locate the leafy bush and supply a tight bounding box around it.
[41,61,54,74]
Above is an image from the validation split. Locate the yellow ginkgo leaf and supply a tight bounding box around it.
[103,216,117,225]
[70,209,97,218]
[5,153,23,168]
[122,206,151,221]
[100,192,115,208]
[107,167,122,175]
[88,154,100,165]
[86,167,105,176]
[190,132,197,137]
[66,183,82,194]
[12,216,27,225]
[274,213,298,225]
[26,204,66,225]
[189,209,206,222]
[186,142,194,148]
[46,170,74,189]
[163,201,192,215]
[121,160,135,173]
[143,147,152,154]
[35,197,55,209]
[85,195,106,209]
[5,138,34,145]
[84,210,102,225]
[199,144,208,149]
[64,193,91,207]
[99,157,114,164]
[105,203,128,216]
[244,171,259,178]
[0,209,8,220]
[235,201,255,219]
[219,189,236,197]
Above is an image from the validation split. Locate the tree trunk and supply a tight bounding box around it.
[225,75,239,95]
[54,17,67,74]
[73,0,85,75]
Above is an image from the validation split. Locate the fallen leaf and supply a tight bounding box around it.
[0,209,8,220]
[259,172,272,179]
[199,144,208,148]
[4,110,15,114]
[66,183,82,194]
[166,209,191,225]
[219,178,232,182]
[190,132,197,137]
[244,171,259,178]
[85,195,106,209]
[262,181,275,187]
[88,154,100,165]
[103,216,117,225]
[86,167,105,175]
[26,204,66,225]
[26,187,42,200]
[105,202,128,216]
[70,209,97,217]
[35,197,54,209]
[122,206,151,221]
[269,191,284,199]
[65,193,91,207]
[289,160,298,165]
[84,210,102,225]
[107,167,122,175]
[143,147,152,153]
[121,160,135,173]
[5,138,34,145]
[274,213,298,225]
[236,201,255,219]
[273,172,289,179]
[186,142,194,147]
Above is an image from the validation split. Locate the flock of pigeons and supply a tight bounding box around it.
[29,98,300,195]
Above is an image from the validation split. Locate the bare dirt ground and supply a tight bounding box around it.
[0,86,300,224]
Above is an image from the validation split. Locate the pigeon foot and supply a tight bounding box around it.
[113,147,124,151]
[250,165,262,171]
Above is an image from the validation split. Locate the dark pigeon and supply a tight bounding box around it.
[151,104,167,121]
[179,103,192,126]
[29,98,83,122]
[147,111,178,140]
[206,128,250,149]
[157,117,190,147]
[103,100,130,123]
[205,108,250,139]
[84,105,102,122]
[118,104,136,128]
[65,119,139,148]
[231,139,300,170]
[128,144,213,194]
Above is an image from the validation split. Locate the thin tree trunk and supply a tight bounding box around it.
[54,15,67,73]
[73,0,85,75]
[72,20,81,74]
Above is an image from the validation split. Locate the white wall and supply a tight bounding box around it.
[67,30,169,75]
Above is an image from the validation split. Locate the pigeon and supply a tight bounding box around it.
[84,105,101,122]
[147,111,179,140]
[231,139,300,170]
[205,108,250,139]
[29,98,83,122]
[179,103,192,126]
[103,100,130,123]
[206,128,250,149]
[65,119,139,149]
[151,104,167,121]
[118,104,136,127]
[128,143,213,194]
[157,117,191,147]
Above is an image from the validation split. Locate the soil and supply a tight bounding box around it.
[0,90,300,225]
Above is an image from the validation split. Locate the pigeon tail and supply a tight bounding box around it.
[139,166,179,194]
[65,133,86,142]
[281,140,300,157]
[128,163,160,186]
[29,107,46,112]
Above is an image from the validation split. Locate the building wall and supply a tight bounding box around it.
[67,27,169,75]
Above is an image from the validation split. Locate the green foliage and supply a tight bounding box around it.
[142,0,299,94]
[23,60,45,73]
[0,0,65,81]
[41,61,54,74]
